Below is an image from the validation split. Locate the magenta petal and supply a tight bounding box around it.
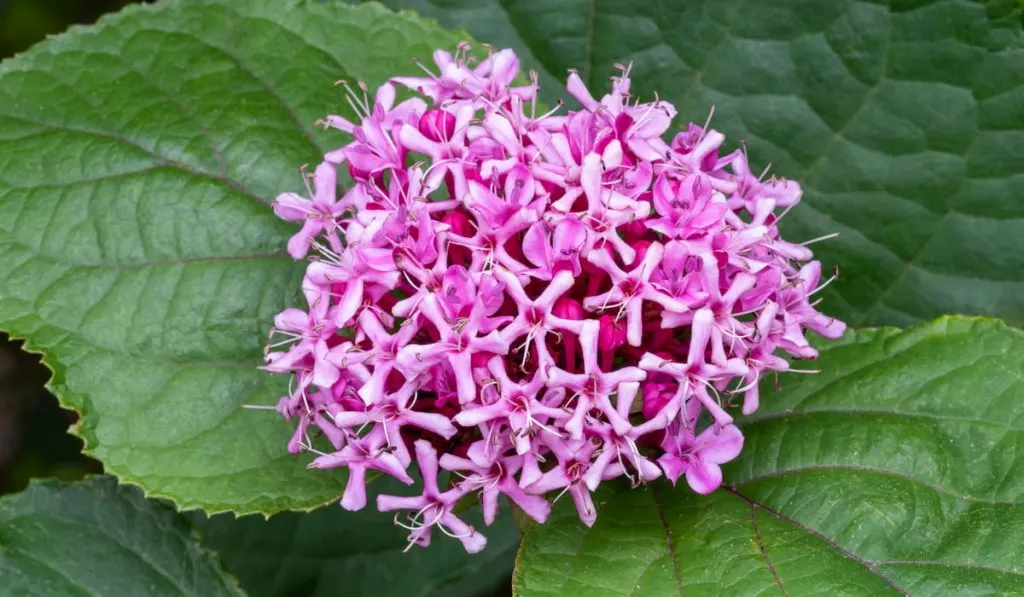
[312,356,340,390]
[685,459,723,495]
[314,413,346,450]
[397,342,448,373]
[312,162,337,201]
[414,440,441,496]
[697,425,744,464]
[489,49,520,87]
[522,221,552,270]
[376,494,426,512]
[502,482,551,523]
[335,279,364,327]
[570,484,597,527]
[373,451,415,485]
[399,124,440,156]
[441,512,488,553]
[356,366,389,405]
[454,403,508,427]
[519,456,543,488]
[583,448,618,491]
[286,220,319,259]
[526,468,570,495]
[742,383,761,416]
[327,410,371,429]
[286,417,310,455]
[481,489,500,526]
[449,352,477,405]
[566,72,599,110]
[341,466,368,511]
[403,411,458,438]
[325,114,356,133]
[580,153,604,205]
[484,113,519,153]
[273,308,310,332]
[658,453,687,485]
[273,193,311,221]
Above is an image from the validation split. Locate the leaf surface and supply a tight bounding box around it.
[0,476,243,597]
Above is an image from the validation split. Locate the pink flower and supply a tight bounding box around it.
[440,452,552,525]
[659,423,744,494]
[273,162,344,259]
[521,217,587,279]
[648,173,728,239]
[639,310,748,427]
[546,363,646,440]
[583,242,687,346]
[455,358,567,455]
[330,380,456,466]
[396,292,510,406]
[377,441,488,553]
[260,44,845,552]
[525,436,601,527]
[309,428,413,511]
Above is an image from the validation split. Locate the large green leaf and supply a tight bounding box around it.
[192,476,520,597]
[514,317,1024,596]
[0,476,244,597]
[0,0,468,513]
[364,0,1024,327]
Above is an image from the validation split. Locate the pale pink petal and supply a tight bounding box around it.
[685,459,723,495]
[697,424,744,464]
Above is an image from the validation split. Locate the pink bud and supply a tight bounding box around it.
[620,219,647,242]
[641,381,675,419]
[442,211,473,237]
[552,297,583,321]
[418,108,457,142]
[597,314,626,351]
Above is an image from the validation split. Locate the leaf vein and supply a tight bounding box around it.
[726,487,910,596]
[748,502,788,595]
[649,484,683,596]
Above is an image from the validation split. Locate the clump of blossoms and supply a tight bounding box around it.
[261,45,845,554]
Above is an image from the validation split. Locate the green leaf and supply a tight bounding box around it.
[0,0,467,513]
[514,316,1024,596]
[0,476,244,597]
[364,0,1024,327]
[191,476,520,597]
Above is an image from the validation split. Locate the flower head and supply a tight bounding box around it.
[261,45,845,552]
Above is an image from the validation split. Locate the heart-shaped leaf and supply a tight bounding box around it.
[192,476,520,597]
[0,476,243,596]
[0,0,466,513]
[514,317,1024,596]
[365,0,1024,327]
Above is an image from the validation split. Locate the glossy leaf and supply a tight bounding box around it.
[515,317,1024,596]
[0,476,243,597]
[365,0,1024,327]
[0,0,468,513]
[192,476,520,597]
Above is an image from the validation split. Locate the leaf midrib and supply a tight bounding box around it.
[725,488,911,596]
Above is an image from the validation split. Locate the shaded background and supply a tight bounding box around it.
[0,0,155,494]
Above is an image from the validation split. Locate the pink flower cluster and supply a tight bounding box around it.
[263,45,845,553]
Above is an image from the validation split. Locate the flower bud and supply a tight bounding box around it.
[597,314,627,351]
[418,108,456,142]
[552,297,583,321]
